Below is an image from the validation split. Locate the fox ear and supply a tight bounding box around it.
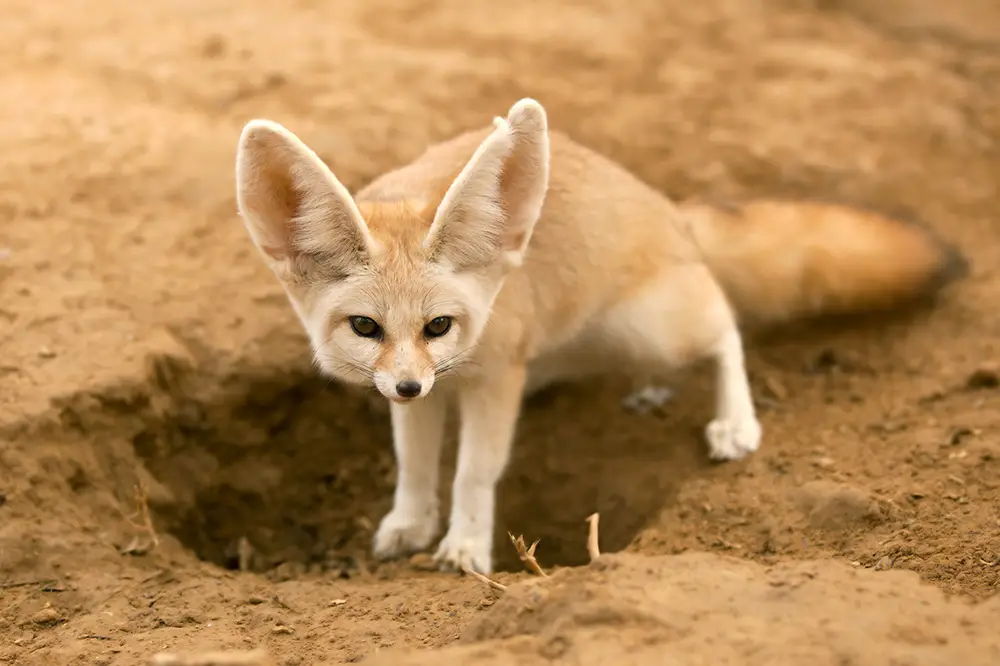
[424,98,550,271]
[235,120,378,276]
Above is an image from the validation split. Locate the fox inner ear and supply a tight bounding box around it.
[235,120,377,276]
[424,99,550,271]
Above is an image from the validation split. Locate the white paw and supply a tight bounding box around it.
[372,507,439,560]
[621,384,675,414]
[705,416,761,461]
[433,529,493,574]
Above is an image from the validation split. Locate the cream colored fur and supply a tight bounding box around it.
[235,98,963,574]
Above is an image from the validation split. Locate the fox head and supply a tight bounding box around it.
[234,99,550,402]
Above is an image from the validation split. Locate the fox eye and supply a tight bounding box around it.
[348,316,382,339]
[423,316,452,338]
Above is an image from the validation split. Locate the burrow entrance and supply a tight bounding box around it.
[37,346,714,577]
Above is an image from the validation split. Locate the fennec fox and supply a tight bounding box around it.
[234,99,966,574]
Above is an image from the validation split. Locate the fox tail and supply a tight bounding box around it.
[681,198,968,328]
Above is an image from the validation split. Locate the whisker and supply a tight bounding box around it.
[315,343,376,383]
[434,348,480,379]
[327,341,374,370]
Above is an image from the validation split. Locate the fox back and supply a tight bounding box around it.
[235,102,964,400]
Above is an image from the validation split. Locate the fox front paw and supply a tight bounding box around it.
[705,416,761,461]
[372,508,439,560]
[433,529,493,575]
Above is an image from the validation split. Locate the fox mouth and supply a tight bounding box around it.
[315,349,471,401]
[386,394,420,404]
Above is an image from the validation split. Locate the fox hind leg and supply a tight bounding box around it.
[620,380,675,414]
[601,263,761,460]
[704,327,761,460]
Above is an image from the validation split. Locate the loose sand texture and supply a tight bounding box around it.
[1,0,999,664]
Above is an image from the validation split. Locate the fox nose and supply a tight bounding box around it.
[395,380,422,398]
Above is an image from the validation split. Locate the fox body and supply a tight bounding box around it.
[235,99,965,574]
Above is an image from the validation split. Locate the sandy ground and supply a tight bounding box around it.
[2,0,1000,664]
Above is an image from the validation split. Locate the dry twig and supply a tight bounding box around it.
[508,532,548,577]
[463,513,602,595]
[121,483,159,555]
[150,649,271,666]
[0,579,57,590]
[462,566,508,592]
[586,513,601,561]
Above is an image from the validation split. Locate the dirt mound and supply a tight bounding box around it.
[145,553,1000,666]
[441,552,1000,666]
[2,0,1000,664]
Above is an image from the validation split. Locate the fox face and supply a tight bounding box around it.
[234,101,549,402]
[293,210,503,401]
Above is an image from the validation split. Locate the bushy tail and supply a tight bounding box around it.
[680,198,968,328]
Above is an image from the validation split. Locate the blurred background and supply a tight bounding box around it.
[0,0,998,663]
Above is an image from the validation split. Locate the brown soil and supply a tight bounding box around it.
[2,0,1000,664]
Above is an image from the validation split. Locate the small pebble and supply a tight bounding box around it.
[408,553,436,571]
[873,555,894,571]
[621,384,674,414]
[813,457,836,470]
[31,607,63,626]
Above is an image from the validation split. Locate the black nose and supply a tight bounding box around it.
[395,380,422,398]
